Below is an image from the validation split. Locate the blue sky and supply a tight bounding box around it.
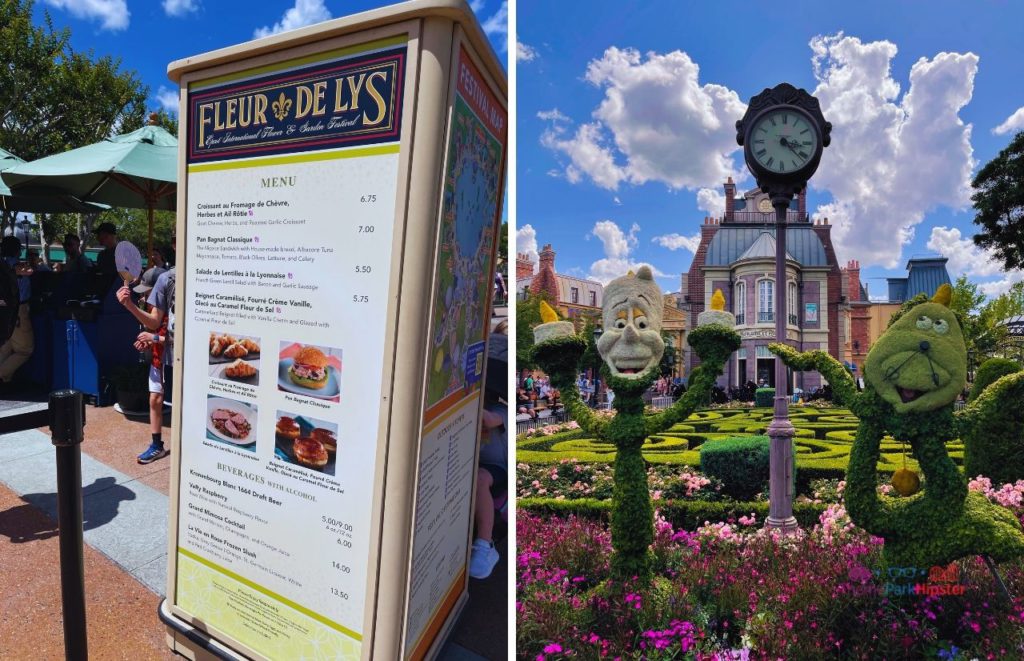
[516,0,1024,301]
[29,0,508,208]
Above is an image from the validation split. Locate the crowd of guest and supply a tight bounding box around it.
[516,370,562,420]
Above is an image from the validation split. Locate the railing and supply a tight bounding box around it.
[728,211,808,223]
[789,313,798,325]
[516,408,570,435]
[759,311,774,323]
[735,313,745,324]
[955,400,966,411]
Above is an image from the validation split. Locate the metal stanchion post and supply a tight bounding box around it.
[50,389,88,661]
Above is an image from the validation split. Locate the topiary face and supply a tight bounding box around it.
[597,266,665,379]
[865,299,966,413]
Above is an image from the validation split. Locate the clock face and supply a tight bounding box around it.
[749,109,818,175]
[757,198,773,213]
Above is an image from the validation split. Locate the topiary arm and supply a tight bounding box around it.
[768,343,859,407]
[531,334,609,438]
[646,324,740,434]
[844,400,899,538]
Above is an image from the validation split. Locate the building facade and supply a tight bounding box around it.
[516,244,604,321]
[684,179,844,391]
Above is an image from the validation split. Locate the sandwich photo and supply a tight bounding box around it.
[288,345,329,390]
[277,341,342,401]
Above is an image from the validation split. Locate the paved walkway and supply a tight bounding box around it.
[0,406,506,659]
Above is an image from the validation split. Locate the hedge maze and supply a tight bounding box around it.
[517,406,965,488]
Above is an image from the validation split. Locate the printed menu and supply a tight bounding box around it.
[175,37,406,659]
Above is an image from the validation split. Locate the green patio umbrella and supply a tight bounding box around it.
[1,147,107,214]
[1,119,177,261]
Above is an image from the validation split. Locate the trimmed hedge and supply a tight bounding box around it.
[754,387,775,407]
[700,435,770,501]
[968,357,1022,403]
[517,497,829,531]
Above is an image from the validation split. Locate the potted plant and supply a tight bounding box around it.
[109,362,150,414]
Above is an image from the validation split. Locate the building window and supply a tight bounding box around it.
[734,282,746,324]
[788,281,798,325]
[570,287,579,304]
[758,279,774,323]
[589,291,597,307]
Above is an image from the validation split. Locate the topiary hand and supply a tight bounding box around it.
[768,343,858,407]
[531,334,607,437]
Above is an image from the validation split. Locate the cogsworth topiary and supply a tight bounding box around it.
[769,284,1024,568]
[531,267,740,580]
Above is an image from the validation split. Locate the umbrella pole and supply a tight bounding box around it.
[147,203,154,270]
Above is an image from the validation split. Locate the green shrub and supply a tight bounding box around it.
[700,435,770,501]
[754,388,775,407]
[964,370,1024,484]
[968,357,1022,402]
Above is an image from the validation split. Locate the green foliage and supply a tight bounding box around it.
[964,371,1024,485]
[971,130,1024,271]
[516,289,553,371]
[968,357,1022,402]
[754,388,774,407]
[700,435,770,501]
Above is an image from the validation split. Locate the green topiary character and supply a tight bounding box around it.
[769,284,1024,567]
[531,267,740,580]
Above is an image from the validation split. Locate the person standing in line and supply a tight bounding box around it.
[0,236,33,389]
[117,265,175,463]
[61,233,93,273]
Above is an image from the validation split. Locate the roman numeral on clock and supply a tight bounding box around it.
[756,148,766,157]
[767,157,774,167]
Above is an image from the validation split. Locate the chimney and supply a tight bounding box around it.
[724,177,736,221]
[538,244,555,271]
[846,259,861,302]
[516,252,535,279]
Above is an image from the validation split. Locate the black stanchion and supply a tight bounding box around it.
[49,389,88,661]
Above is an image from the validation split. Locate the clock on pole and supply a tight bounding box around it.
[736,83,830,532]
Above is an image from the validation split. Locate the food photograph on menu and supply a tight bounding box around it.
[205,395,258,452]
[274,411,339,476]
[208,330,261,385]
[277,341,342,403]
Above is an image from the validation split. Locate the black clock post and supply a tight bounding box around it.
[736,83,831,532]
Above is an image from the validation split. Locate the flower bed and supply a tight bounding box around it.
[518,489,1024,659]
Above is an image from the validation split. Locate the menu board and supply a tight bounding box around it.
[404,46,506,659]
[174,37,406,659]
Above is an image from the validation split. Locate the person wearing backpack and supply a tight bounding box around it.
[117,265,175,463]
[0,236,34,389]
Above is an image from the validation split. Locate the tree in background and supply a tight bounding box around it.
[1,0,151,253]
[972,131,1024,271]
[516,289,550,373]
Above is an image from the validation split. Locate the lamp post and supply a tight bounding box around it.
[593,326,604,408]
[736,83,831,532]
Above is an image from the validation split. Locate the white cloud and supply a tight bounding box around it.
[979,272,1024,297]
[155,86,179,114]
[586,220,670,283]
[536,108,569,123]
[516,224,539,273]
[993,106,1024,135]
[43,0,128,31]
[469,0,485,11]
[613,196,622,205]
[517,41,538,62]
[651,233,701,253]
[253,0,330,39]
[540,46,746,192]
[481,1,507,50]
[809,33,978,267]
[162,0,197,17]
[926,226,1003,277]
[696,187,725,218]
